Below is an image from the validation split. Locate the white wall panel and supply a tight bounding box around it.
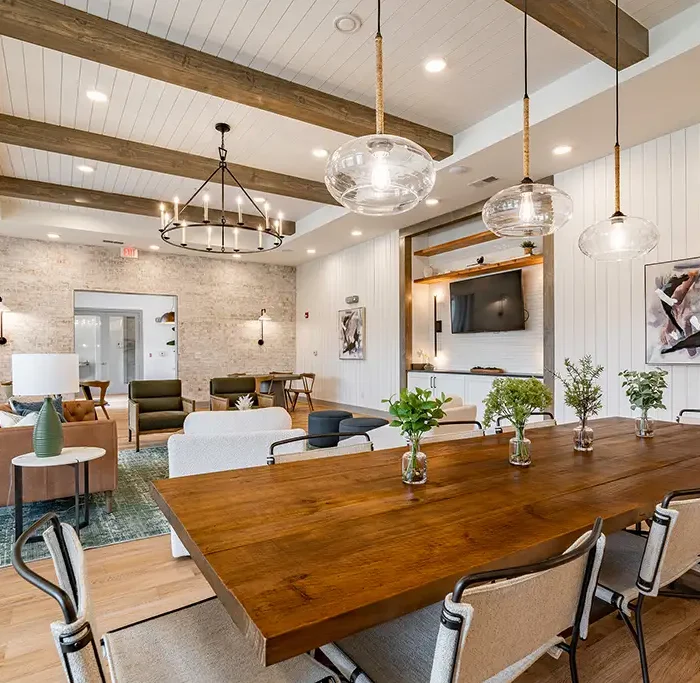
[296,231,400,410]
[554,123,700,423]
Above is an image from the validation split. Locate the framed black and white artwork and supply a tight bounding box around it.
[645,256,700,364]
[338,307,365,360]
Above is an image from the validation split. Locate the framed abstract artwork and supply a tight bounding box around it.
[338,307,365,360]
[645,256,700,364]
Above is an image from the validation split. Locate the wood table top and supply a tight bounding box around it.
[151,417,700,666]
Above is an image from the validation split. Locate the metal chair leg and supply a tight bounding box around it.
[568,636,580,683]
[634,596,651,683]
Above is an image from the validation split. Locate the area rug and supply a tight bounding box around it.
[0,445,170,567]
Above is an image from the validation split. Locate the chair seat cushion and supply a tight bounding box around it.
[307,410,353,447]
[339,417,389,438]
[139,410,187,431]
[595,530,646,606]
[335,601,441,683]
[102,598,338,683]
[216,392,258,406]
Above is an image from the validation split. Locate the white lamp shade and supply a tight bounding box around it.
[12,354,80,396]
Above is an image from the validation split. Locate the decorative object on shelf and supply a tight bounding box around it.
[166,340,176,347]
[482,0,572,238]
[521,240,536,256]
[0,296,9,345]
[476,256,485,265]
[619,369,667,438]
[483,377,553,466]
[155,311,175,324]
[553,356,603,452]
[645,257,700,363]
[422,265,436,279]
[159,123,283,254]
[470,366,506,375]
[382,388,451,484]
[258,309,271,346]
[416,350,433,371]
[11,354,79,458]
[339,307,365,360]
[578,0,659,261]
[235,394,255,411]
[324,0,435,216]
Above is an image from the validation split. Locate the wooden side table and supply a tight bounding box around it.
[12,446,106,542]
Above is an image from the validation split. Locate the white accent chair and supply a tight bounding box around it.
[183,406,291,434]
[11,513,339,683]
[321,519,605,683]
[595,489,700,682]
[168,428,305,557]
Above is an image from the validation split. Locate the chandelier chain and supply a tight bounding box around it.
[522,0,530,180]
[375,0,384,134]
[614,0,621,214]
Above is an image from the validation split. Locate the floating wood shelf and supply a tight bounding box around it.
[414,230,499,257]
[414,254,543,285]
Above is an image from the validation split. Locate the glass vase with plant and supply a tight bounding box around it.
[382,388,451,484]
[416,349,433,371]
[619,369,668,438]
[554,355,604,452]
[521,239,537,255]
[483,378,553,466]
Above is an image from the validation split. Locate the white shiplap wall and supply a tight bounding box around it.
[296,231,400,410]
[554,124,700,423]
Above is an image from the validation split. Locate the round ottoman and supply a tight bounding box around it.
[338,416,390,440]
[307,410,353,448]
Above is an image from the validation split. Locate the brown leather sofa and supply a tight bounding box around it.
[0,400,118,509]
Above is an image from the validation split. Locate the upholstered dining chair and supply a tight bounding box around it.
[267,432,372,464]
[321,518,604,683]
[677,409,700,424]
[422,420,484,444]
[12,513,340,683]
[287,373,316,412]
[495,411,557,433]
[595,488,700,683]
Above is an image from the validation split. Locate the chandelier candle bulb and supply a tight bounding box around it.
[203,194,210,222]
[258,226,263,250]
[207,225,212,250]
[265,203,270,230]
[173,197,179,223]
[181,221,187,245]
[234,227,239,251]
[237,196,243,224]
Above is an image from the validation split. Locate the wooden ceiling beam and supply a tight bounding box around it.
[0,176,296,235]
[503,0,648,70]
[0,114,332,205]
[0,0,453,160]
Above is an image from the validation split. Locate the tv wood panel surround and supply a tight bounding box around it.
[414,254,543,285]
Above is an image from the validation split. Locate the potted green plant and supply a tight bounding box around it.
[554,356,604,452]
[619,369,668,438]
[382,388,451,484]
[521,239,537,255]
[483,377,553,466]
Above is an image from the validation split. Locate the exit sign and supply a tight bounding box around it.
[120,246,139,258]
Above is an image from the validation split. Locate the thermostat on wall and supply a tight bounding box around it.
[345,295,359,304]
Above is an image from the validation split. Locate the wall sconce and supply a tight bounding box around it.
[258,308,271,346]
[433,294,442,360]
[0,297,9,345]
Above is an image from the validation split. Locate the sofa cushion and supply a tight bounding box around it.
[63,400,97,423]
[10,396,66,422]
[0,410,23,427]
[135,396,182,413]
[129,379,182,400]
[139,410,187,431]
[210,376,257,395]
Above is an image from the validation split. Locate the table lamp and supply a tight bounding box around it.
[12,354,80,458]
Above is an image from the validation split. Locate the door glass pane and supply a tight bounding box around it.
[74,315,101,381]
[123,316,137,384]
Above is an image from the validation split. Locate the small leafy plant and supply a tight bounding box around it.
[483,377,553,436]
[554,356,604,425]
[235,394,255,411]
[383,388,451,441]
[619,369,668,415]
[521,240,537,250]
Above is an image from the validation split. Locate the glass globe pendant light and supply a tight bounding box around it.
[324,0,436,215]
[578,0,659,261]
[482,0,573,237]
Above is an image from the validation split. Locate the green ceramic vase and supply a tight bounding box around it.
[33,396,64,458]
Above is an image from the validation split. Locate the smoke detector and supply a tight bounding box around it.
[334,14,362,33]
[468,175,499,188]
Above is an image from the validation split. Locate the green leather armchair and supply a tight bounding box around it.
[209,376,275,411]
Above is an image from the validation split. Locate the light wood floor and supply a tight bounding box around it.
[3,402,700,682]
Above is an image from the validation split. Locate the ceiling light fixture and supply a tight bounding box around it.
[312,148,329,158]
[47,233,60,239]
[254,197,266,203]
[578,0,659,261]
[424,58,447,73]
[74,197,89,204]
[351,230,362,236]
[86,90,108,103]
[425,198,439,206]
[77,165,94,173]
[324,0,435,216]
[552,145,572,156]
[482,0,572,237]
[307,249,316,254]
[149,245,160,251]
[158,123,283,255]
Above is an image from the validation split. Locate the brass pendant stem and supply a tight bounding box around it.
[614,143,621,214]
[375,32,384,135]
[523,95,530,180]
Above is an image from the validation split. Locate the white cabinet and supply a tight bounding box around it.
[465,376,497,421]
[407,372,433,393]
[433,374,466,400]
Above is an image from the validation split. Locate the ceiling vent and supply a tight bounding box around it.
[103,239,124,245]
[468,176,498,188]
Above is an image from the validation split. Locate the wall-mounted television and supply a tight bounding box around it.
[450,270,526,333]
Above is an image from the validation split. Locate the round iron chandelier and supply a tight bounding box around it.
[159,123,284,254]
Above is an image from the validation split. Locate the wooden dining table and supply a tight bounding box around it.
[151,417,700,667]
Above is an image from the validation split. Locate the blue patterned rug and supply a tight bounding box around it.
[1,446,170,567]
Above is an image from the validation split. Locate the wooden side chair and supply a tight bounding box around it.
[287,373,316,412]
[267,432,372,465]
[80,380,110,419]
[12,512,340,683]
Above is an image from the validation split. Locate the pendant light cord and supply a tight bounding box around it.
[375,0,385,134]
[522,0,531,181]
[614,0,621,214]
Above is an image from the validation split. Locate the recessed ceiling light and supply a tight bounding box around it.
[76,164,94,173]
[424,58,447,73]
[312,148,329,158]
[552,145,573,156]
[149,245,160,251]
[86,90,108,103]
[307,249,316,254]
[254,197,266,203]
[425,198,439,206]
[351,230,362,236]
[232,254,242,259]
[333,13,362,33]
[47,233,60,240]
[74,197,89,204]
[448,165,470,175]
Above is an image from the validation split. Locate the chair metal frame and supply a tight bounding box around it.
[495,411,556,434]
[268,432,372,464]
[677,408,700,423]
[436,419,484,430]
